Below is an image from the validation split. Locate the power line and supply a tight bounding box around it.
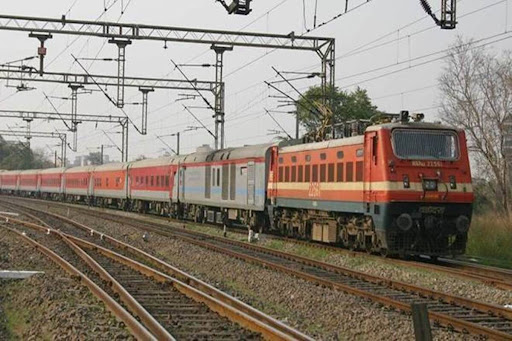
[338,32,512,89]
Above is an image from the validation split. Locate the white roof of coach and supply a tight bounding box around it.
[39,167,66,175]
[129,156,173,169]
[64,166,94,174]
[93,162,128,172]
[280,136,364,153]
[19,169,40,176]
[179,143,274,164]
[1,170,21,176]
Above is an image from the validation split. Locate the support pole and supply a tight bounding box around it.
[121,119,129,162]
[211,44,233,150]
[54,150,57,167]
[109,39,132,108]
[295,111,299,139]
[411,303,433,341]
[176,132,180,155]
[28,33,52,76]
[317,40,336,139]
[61,134,67,167]
[139,87,154,135]
[100,144,104,165]
[23,118,33,148]
[68,84,83,151]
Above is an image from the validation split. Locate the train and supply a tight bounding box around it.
[0,112,474,258]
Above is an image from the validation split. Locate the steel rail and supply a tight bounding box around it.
[17,196,512,291]
[4,197,512,338]
[0,222,156,341]
[38,206,512,340]
[1,215,175,340]
[0,206,310,341]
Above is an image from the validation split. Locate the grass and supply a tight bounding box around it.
[466,212,512,268]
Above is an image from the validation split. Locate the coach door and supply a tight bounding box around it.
[363,131,378,211]
[247,161,255,205]
[179,166,186,202]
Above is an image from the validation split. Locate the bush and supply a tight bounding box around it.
[466,213,512,267]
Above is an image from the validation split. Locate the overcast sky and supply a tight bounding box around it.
[0,0,510,163]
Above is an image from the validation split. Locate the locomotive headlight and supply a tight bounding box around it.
[423,179,438,191]
[402,174,410,188]
[449,176,457,190]
[456,215,470,234]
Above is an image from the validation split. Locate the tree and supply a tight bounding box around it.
[0,136,53,170]
[86,152,103,165]
[295,86,379,136]
[439,37,512,213]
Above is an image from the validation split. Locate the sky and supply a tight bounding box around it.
[0,0,511,163]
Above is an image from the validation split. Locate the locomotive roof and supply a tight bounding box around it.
[179,143,274,164]
[279,135,364,153]
[367,121,461,132]
[129,156,173,168]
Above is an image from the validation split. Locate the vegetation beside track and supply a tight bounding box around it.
[466,213,512,268]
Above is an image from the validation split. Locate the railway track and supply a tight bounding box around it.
[0,202,309,341]
[3,198,512,339]
[7,195,512,292]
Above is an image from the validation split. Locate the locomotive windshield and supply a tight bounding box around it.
[392,129,459,160]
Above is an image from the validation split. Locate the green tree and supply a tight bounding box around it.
[0,136,53,170]
[295,86,379,136]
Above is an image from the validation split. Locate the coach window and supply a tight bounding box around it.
[212,169,215,186]
[320,164,326,182]
[312,165,319,182]
[136,176,139,185]
[291,156,297,163]
[356,161,363,182]
[304,165,311,182]
[328,163,335,182]
[291,165,297,182]
[151,176,154,187]
[156,176,160,187]
[106,178,109,187]
[298,165,303,182]
[337,163,344,182]
[145,176,149,185]
[161,176,165,187]
[285,166,290,182]
[166,175,170,187]
[346,162,354,182]
[320,153,327,161]
[278,167,284,182]
[217,169,220,187]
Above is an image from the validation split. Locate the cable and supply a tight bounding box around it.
[338,32,512,89]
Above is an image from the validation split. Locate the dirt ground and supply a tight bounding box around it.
[0,228,133,340]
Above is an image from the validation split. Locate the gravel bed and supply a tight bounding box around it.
[0,226,133,340]
[20,200,478,340]
[116,208,512,308]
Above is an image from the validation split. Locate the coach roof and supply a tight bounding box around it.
[180,143,274,164]
[93,162,128,172]
[64,166,94,174]
[129,156,173,169]
[39,167,66,175]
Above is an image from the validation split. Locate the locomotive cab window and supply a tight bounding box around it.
[392,129,459,160]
